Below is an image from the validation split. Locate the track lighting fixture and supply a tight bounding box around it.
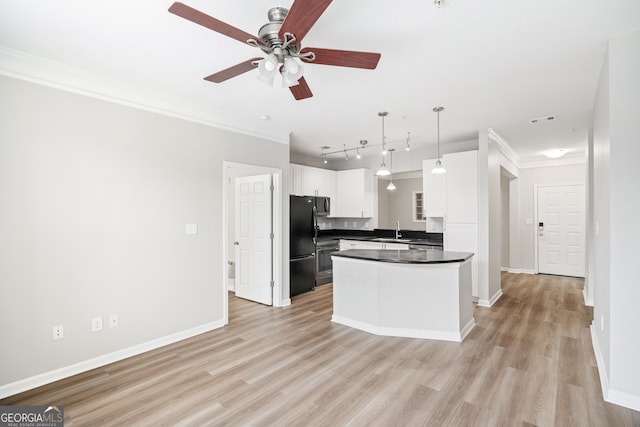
[405,132,411,151]
[343,144,349,160]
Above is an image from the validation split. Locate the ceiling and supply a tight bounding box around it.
[1,0,639,164]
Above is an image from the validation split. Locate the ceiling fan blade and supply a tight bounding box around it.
[301,48,381,69]
[204,57,262,83]
[169,2,262,46]
[290,77,313,100]
[278,0,333,45]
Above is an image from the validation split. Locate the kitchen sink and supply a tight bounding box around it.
[373,238,412,243]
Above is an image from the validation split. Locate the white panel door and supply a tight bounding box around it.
[537,185,585,277]
[235,174,273,305]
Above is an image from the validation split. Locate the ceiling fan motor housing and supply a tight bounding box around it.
[258,7,300,58]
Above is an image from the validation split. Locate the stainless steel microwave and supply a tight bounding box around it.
[315,197,330,216]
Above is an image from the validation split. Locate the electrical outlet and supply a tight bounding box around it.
[52,325,64,340]
[91,317,103,332]
[109,314,119,328]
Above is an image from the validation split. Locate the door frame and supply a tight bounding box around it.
[223,161,283,325]
[533,182,585,275]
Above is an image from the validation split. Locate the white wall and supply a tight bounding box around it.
[378,177,423,230]
[513,164,585,273]
[0,75,290,395]
[591,30,640,411]
[292,139,479,173]
[500,174,510,270]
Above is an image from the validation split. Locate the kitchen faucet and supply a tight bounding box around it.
[396,220,402,239]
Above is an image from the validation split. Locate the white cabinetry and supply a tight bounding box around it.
[444,151,478,223]
[422,151,478,222]
[422,159,446,217]
[289,164,336,202]
[335,168,373,218]
[423,150,479,298]
[290,164,304,196]
[303,166,336,201]
[339,239,409,251]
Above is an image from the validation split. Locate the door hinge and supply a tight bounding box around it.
[270,232,274,240]
[270,280,275,288]
[270,184,274,192]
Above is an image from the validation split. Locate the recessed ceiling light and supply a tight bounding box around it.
[259,114,270,120]
[529,115,556,124]
[543,149,568,158]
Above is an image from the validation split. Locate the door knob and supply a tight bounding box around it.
[234,241,239,245]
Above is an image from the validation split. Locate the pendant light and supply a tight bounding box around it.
[376,112,391,176]
[432,106,446,174]
[386,148,396,191]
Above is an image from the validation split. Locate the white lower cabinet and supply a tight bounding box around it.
[339,239,409,251]
[444,223,478,298]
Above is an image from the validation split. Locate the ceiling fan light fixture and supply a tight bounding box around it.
[282,57,304,87]
[257,54,278,86]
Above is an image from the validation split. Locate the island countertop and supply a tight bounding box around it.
[331,248,473,264]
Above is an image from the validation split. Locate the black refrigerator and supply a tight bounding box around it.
[289,195,316,297]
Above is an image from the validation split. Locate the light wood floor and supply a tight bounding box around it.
[3,273,640,426]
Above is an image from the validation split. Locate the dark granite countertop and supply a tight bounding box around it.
[331,249,473,264]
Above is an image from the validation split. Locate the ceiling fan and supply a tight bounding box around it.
[168,1,381,100]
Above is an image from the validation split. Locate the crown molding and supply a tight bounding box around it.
[487,128,520,169]
[0,46,289,145]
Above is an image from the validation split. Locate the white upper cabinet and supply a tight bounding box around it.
[422,158,446,218]
[289,164,336,201]
[302,166,336,201]
[290,164,304,196]
[422,151,478,224]
[335,168,374,218]
[444,150,478,224]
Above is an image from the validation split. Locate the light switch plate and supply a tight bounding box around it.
[185,223,198,235]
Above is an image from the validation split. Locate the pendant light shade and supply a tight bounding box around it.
[431,106,446,174]
[376,159,390,176]
[386,148,396,191]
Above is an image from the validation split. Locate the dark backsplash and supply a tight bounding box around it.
[318,228,443,243]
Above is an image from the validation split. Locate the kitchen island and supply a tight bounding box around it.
[331,249,475,342]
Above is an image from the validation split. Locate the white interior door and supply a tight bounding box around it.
[235,174,273,305]
[537,185,585,277]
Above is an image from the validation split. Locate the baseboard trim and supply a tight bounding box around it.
[507,268,536,274]
[607,389,640,412]
[477,288,504,308]
[590,325,640,411]
[0,320,225,400]
[591,324,610,401]
[275,298,291,308]
[583,287,594,307]
[331,315,474,342]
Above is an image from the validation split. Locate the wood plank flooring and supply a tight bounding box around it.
[2,273,640,426]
